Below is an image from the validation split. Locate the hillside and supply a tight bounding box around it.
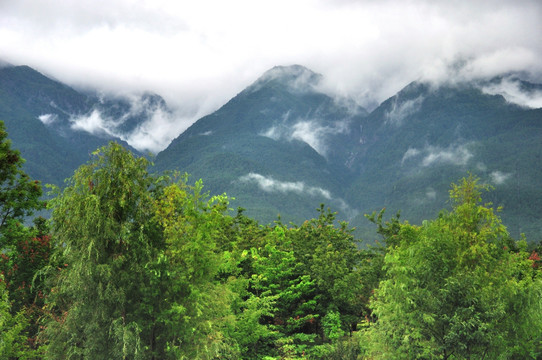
[2,63,541,241]
[0,64,170,185]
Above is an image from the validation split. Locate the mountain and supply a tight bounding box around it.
[0,64,171,185]
[156,67,542,241]
[2,62,541,242]
[346,79,542,240]
[155,65,367,223]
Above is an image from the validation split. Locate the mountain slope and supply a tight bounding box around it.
[155,65,367,223]
[2,62,541,241]
[0,64,170,185]
[347,80,542,239]
[157,69,542,241]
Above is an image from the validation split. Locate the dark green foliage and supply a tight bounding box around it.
[0,121,44,236]
[0,121,47,357]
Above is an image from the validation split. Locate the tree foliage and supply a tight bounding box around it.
[1,127,539,360]
[365,175,542,359]
[0,121,44,241]
[42,143,163,359]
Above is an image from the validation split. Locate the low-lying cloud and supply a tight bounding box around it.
[239,173,331,198]
[261,116,349,157]
[402,143,473,167]
[67,94,196,153]
[481,78,542,109]
[70,109,115,136]
[38,113,58,126]
[385,95,424,126]
[239,173,358,218]
[490,170,512,185]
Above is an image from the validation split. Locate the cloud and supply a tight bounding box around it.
[385,95,424,126]
[70,109,114,136]
[1,0,542,148]
[402,143,473,167]
[260,114,350,157]
[481,78,542,109]
[239,173,330,197]
[239,173,359,218]
[490,170,512,185]
[401,148,421,164]
[426,187,437,200]
[38,113,58,125]
[68,94,196,152]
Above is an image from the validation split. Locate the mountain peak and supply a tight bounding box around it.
[247,64,322,94]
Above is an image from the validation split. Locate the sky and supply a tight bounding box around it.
[1,0,542,151]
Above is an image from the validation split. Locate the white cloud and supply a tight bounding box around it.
[239,173,329,197]
[239,172,359,218]
[402,143,473,167]
[1,0,542,148]
[401,148,421,164]
[426,187,437,200]
[422,145,472,167]
[68,95,195,152]
[260,116,349,157]
[122,107,191,153]
[481,78,542,109]
[385,95,424,126]
[70,109,114,136]
[38,113,57,125]
[490,170,512,185]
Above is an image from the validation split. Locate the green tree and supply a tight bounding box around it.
[152,179,241,359]
[365,175,542,359]
[0,120,47,355]
[42,143,165,359]
[0,277,38,359]
[0,120,44,244]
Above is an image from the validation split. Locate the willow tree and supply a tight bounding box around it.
[42,143,166,359]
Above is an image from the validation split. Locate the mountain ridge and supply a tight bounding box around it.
[1,62,541,241]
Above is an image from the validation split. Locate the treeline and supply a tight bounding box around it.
[1,121,542,359]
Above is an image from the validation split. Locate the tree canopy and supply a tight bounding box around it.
[0,128,540,359]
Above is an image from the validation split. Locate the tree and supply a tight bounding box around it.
[151,179,241,359]
[0,120,47,354]
[0,120,44,244]
[365,175,542,359]
[0,277,38,359]
[42,143,165,359]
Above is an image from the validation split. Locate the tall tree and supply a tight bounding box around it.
[0,120,47,354]
[151,179,240,359]
[365,175,542,359]
[42,143,165,359]
[0,119,44,250]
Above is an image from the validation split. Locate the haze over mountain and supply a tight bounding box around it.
[1,62,541,242]
[0,63,174,184]
[154,64,542,241]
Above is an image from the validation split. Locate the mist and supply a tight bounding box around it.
[2,0,542,149]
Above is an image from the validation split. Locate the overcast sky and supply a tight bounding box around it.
[1,0,541,150]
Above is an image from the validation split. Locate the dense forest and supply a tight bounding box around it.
[1,120,542,359]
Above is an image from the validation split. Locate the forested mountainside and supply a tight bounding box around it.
[155,65,542,241]
[2,63,542,241]
[2,136,542,359]
[0,64,169,185]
